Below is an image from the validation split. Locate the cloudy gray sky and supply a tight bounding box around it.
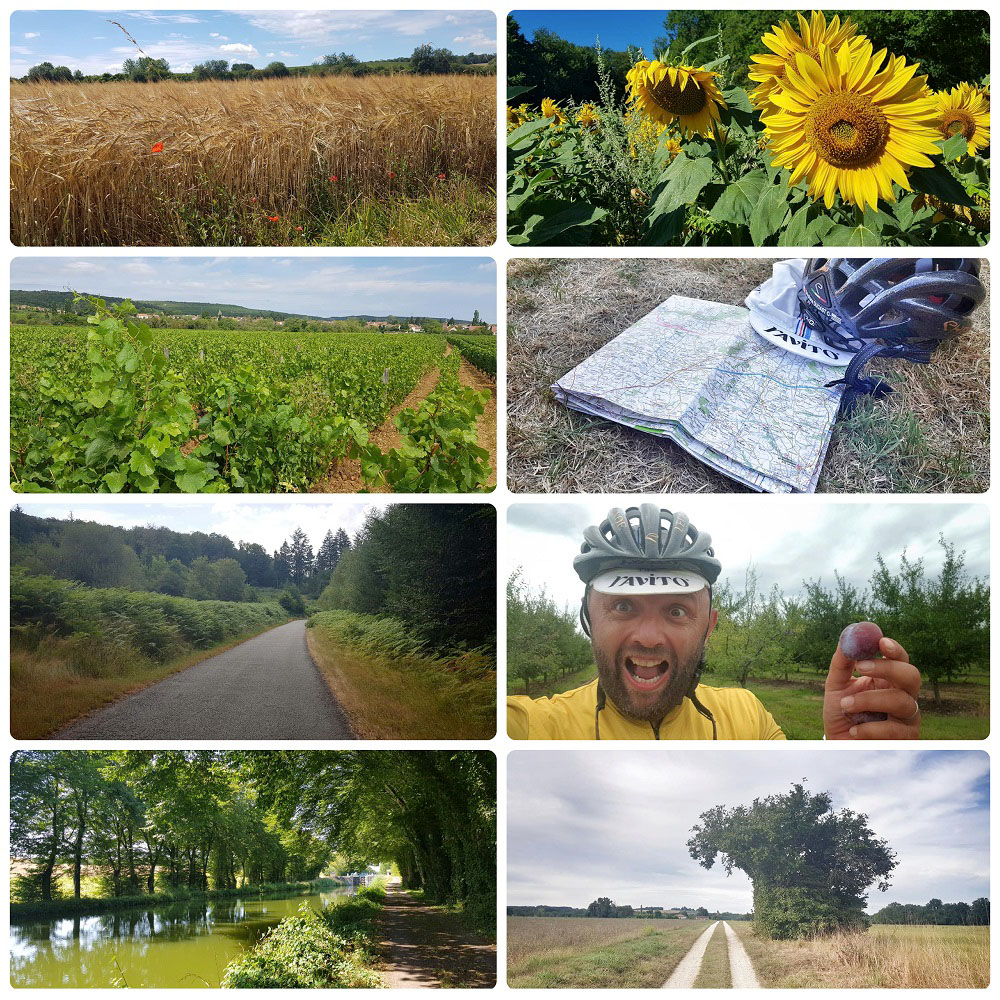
[13,500,403,554]
[508,501,989,620]
[508,749,989,913]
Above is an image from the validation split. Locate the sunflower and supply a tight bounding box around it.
[935,83,990,155]
[540,97,567,126]
[577,103,600,129]
[626,61,726,138]
[761,41,942,210]
[749,10,864,112]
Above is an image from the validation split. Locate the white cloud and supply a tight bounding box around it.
[209,32,229,40]
[509,750,989,912]
[453,33,496,51]
[242,10,494,44]
[220,42,258,55]
[24,32,40,39]
[279,51,297,58]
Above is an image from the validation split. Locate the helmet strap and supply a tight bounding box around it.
[824,343,931,417]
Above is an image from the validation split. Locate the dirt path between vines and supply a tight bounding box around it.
[311,344,497,492]
[459,356,498,489]
[379,888,496,989]
[311,352,447,494]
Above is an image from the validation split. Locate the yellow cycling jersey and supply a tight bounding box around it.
[507,679,786,740]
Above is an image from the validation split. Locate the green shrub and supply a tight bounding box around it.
[753,884,869,940]
[222,889,385,989]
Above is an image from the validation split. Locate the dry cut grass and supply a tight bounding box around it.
[11,74,496,246]
[731,921,990,989]
[507,258,989,494]
[507,916,707,988]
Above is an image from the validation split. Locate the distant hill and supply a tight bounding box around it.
[10,290,483,325]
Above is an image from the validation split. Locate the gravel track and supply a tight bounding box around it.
[723,920,761,988]
[663,921,720,988]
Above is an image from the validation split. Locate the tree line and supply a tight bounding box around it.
[11,750,496,931]
[660,10,989,92]
[317,504,496,655]
[507,11,987,107]
[22,46,495,85]
[508,536,988,701]
[871,898,990,926]
[11,507,353,604]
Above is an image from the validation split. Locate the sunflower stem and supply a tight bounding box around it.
[711,121,730,185]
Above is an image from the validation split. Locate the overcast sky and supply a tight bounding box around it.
[10,10,496,76]
[508,749,989,912]
[508,501,989,619]
[11,257,496,323]
[13,500,410,554]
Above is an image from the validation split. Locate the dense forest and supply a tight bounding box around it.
[508,11,988,105]
[11,750,496,924]
[12,506,350,602]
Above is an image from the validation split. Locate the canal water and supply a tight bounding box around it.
[10,886,351,988]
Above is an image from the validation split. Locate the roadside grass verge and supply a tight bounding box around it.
[730,922,989,989]
[693,921,731,988]
[306,611,495,739]
[12,621,290,738]
[222,882,386,988]
[507,916,705,988]
[10,879,336,923]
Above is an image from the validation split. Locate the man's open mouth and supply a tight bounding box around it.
[623,655,671,690]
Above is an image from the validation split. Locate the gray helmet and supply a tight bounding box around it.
[574,505,721,586]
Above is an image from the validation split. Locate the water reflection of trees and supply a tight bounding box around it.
[9,891,339,987]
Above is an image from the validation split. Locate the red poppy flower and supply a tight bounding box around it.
[151,141,164,153]
[295,226,303,231]
[437,172,446,179]
[388,171,396,179]
[329,175,338,183]
[252,196,258,203]
[267,215,279,222]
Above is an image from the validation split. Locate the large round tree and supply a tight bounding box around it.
[687,783,897,939]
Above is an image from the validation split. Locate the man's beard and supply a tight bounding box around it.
[593,643,707,724]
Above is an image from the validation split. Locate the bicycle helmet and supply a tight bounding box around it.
[798,258,984,353]
[575,505,723,738]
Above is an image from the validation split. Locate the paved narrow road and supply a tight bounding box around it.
[380,888,496,989]
[663,921,760,989]
[55,620,355,740]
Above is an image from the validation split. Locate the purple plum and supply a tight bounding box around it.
[839,621,888,724]
[839,621,884,661]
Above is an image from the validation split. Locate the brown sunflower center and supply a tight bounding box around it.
[941,110,976,140]
[650,75,708,116]
[805,92,889,167]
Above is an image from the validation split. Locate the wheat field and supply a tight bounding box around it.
[11,74,496,246]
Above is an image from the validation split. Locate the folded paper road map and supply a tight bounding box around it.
[551,295,844,493]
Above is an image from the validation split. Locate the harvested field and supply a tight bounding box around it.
[507,258,989,494]
[11,75,496,246]
[731,922,989,989]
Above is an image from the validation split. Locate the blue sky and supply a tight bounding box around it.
[510,9,669,55]
[10,257,496,322]
[10,10,497,76]
[12,500,402,554]
[509,749,990,912]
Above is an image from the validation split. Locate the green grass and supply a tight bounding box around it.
[745,676,989,740]
[693,922,731,988]
[507,664,597,698]
[508,922,705,989]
